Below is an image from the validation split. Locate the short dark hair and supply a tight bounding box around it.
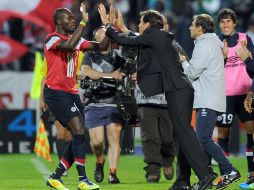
[217,8,237,24]
[140,10,163,29]
[194,14,215,33]
[53,8,69,25]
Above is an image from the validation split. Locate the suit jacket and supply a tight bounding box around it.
[106,26,192,97]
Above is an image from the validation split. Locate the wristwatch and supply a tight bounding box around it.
[105,23,113,29]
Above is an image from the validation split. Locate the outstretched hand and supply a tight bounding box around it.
[80,3,89,22]
[98,4,109,25]
[109,5,116,25]
[98,4,116,25]
[116,9,128,33]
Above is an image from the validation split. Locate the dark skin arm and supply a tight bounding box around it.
[57,3,110,52]
[56,26,86,51]
[55,3,88,51]
[83,36,111,52]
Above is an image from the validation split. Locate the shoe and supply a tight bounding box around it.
[213,176,222,187]
[168,183,191,190]
[77,178,100,190]
[144,164,161,183]
[216,168,241,189]
[146,174,160,183]
[46,178,69,190]
[108,173,120,184]
[94,162,104,182]
[192,172,218,190]
[163,164,174,180]
[239,175,254,189]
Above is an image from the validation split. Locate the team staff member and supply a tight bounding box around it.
[116,11,176,183]
[214,8,254,189]
[44,4,110,190]
[182,14,240,190]
[81,26,125,184]
[98,5,217,190]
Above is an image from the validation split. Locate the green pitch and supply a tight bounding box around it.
[0,154,247,190]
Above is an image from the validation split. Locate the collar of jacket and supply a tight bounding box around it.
[195,33,216,43]
[143,27,161,34]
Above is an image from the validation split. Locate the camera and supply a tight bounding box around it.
[80,76,118,100]
[121,45,138,61]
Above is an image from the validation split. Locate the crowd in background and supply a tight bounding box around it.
[0,0,254,71]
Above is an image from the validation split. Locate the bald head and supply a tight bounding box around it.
[94,27,106,42]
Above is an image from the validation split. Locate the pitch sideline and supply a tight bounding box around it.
[30,158,51,180]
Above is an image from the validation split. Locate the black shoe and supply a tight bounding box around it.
[216,168,241,190]
[108,173,120,184]
[94,161,104,182]
[146,174,160,183]
[192,172,218,190]
[163,164,174,180]
[144,164,161,183]
[169,183,191,190]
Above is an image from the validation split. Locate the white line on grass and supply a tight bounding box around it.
[30,158,51,180]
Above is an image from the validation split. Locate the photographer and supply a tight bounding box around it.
[81,26,125,184]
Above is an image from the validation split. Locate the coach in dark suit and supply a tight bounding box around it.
[98,5,217,190]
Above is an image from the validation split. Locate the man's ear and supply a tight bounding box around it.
[145,22,150,29]
[198,26,203,33]
[56,18,62,25]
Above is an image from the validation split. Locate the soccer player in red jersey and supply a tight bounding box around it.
[44,3,110,190]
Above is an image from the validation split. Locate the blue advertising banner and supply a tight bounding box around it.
[0,110,55,153]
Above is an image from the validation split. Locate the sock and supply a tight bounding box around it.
[110,168,116,174]
[62,141,74,168]
[97,156,105,165]
[217,138,229,156]
[50,162,66,179]
[56,139,67,160]
[246,134,254,173]
[72,134,87,181]
[50,142,74,179]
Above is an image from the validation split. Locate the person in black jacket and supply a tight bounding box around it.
[98,4,217,190]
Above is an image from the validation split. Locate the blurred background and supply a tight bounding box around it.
[0,0,254,155]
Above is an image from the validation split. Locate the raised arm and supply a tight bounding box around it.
[82,37,111,52]
[98,4,151,47]
[55,3,89,51]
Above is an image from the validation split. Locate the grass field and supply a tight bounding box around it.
[0,154,248,190]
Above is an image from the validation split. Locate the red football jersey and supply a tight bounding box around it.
[44,32,90,94]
